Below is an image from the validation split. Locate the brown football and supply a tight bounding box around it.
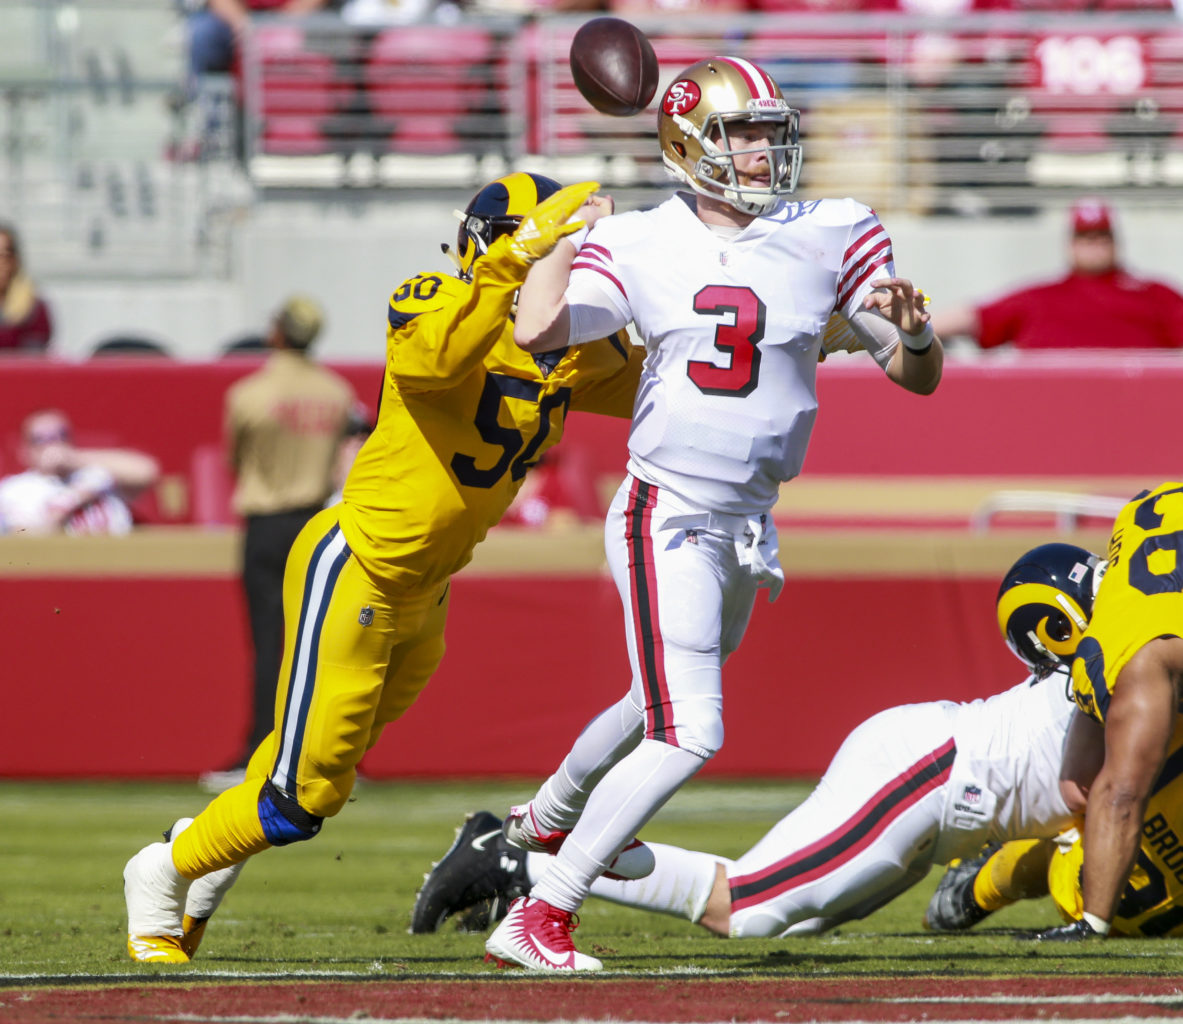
[569,17,659,118]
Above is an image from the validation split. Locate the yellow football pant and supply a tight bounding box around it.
[174,507,449,878]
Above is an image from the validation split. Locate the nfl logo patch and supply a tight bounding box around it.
[358,605,374,627]
[962,785,982,805]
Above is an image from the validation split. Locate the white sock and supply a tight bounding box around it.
[185,861,245,921]
[587,842,725,923]
[532,695,643,832]
[532,739,707,912]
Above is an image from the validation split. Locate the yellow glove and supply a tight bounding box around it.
[506,181,600,264]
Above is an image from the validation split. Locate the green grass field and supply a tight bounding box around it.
[4,778,1183,980]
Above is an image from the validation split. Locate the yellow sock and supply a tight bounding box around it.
[172,779,271,879]
[973,838,1053,911]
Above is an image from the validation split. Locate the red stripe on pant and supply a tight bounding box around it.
[625,477,678,747]
[730,738,957,912]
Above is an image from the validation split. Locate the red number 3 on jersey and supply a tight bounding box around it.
[686,285,765,397]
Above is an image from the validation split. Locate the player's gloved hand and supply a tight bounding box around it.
[1026,918,1105,942]
[506,181,600,264]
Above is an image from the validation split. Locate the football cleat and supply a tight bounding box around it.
[502,803,655,881]
[410,811,529,934]
[162,816,246,959]
[923,842,1001,932]
[484,896,602,971]
[124,836,192,964]
[126,933,190,964]
[502,802,569,854]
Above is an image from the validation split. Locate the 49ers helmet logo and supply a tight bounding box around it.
[663,79,701,116]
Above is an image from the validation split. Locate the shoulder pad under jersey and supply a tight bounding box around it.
[387,272,467,331]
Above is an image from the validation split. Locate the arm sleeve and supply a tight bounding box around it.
[845,308,902,370]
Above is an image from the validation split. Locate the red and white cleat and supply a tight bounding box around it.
[485,896,602,972]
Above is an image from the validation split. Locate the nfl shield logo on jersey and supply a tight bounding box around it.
[358,605,374,627]
[961,785,982,805]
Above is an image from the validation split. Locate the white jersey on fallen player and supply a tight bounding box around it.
[566,193,899,514]
[945,669,1077,857]
[576,674,1078,938]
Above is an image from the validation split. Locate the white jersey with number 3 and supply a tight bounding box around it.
[567,193,900,514]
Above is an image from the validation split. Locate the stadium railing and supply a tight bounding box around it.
[4,3,1183,279]
[238,10,1183,220]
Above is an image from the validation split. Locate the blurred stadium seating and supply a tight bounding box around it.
[3,2,1183,358]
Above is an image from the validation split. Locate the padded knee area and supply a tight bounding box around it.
[258,778,324,847]
[654,697,723,759]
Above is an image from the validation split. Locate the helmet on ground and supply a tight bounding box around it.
[446,172,562,280]
[996,543,1104,677]
[658,56,802,217]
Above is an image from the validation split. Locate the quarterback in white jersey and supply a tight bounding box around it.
[485,56,944,972]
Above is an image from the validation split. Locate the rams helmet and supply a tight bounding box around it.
[996,543,1104,677]
[445,172,562,280]
[658,56,802,217]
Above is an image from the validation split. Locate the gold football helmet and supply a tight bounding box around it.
[658,56,802,217]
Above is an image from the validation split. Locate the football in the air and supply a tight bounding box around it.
[569,17,659,118]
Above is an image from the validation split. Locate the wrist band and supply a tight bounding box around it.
[902,321,934,355]
[564,225,590,252]
[1082,911,1111,936]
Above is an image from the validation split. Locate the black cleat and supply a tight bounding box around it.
[410,811,529,934]
[924,841,1001,932]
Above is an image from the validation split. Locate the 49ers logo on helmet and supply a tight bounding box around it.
[663,79,701,116]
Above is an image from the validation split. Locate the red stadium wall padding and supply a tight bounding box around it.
[0,571,1019,780]
[0,352,1178,526]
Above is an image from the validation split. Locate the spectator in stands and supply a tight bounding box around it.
[202,294,355,793]
[0,410,159,535]
[183,0,337,79]
[932,199,1183,350]
[0,223,53,353]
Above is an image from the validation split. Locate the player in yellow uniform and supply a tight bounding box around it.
[122,173,644,963]
[925,482,1183,941]
[941,808,1183,938]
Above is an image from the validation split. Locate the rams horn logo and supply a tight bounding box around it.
[997,582,1087,665]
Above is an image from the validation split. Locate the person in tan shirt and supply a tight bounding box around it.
[208,295,356,791]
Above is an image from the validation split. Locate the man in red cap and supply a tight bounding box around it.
[933,198,1183,350]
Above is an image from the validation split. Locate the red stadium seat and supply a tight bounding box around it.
[364,26,496,155]
[251,24,350,156]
